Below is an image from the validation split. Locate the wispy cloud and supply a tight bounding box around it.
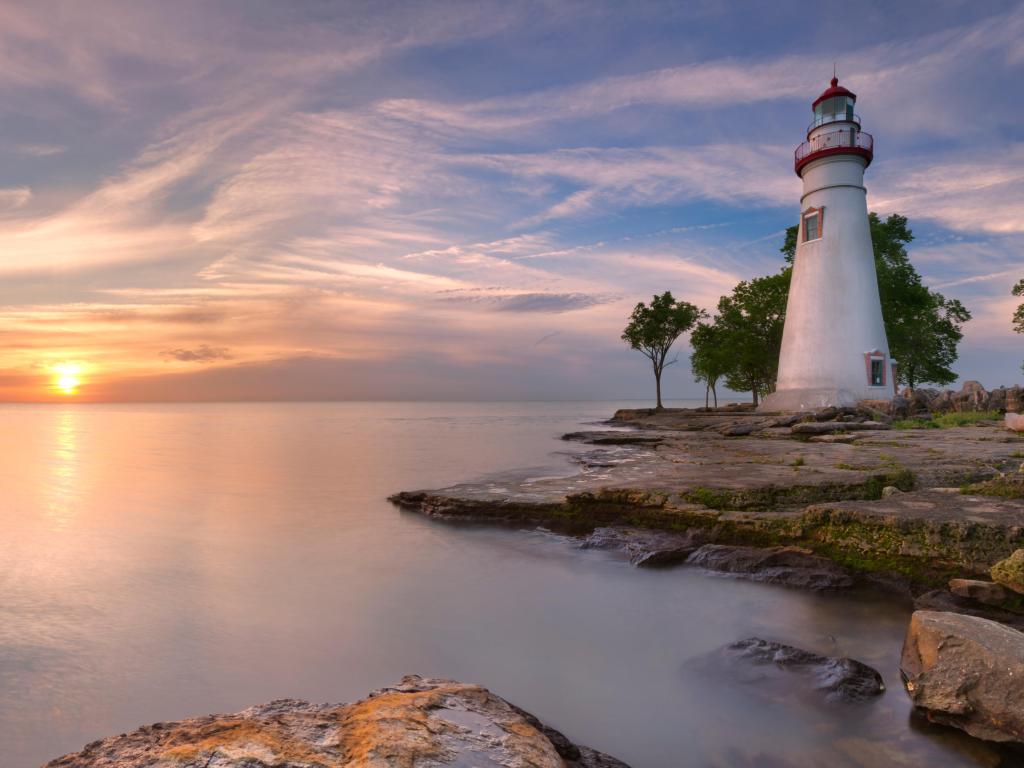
[161,344,233,363]
[0,2,1020,400]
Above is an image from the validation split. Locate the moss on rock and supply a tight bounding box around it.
[991,549,1024,595]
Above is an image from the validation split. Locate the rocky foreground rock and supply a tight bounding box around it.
[44,676,628,768]
[901,611,1024,743]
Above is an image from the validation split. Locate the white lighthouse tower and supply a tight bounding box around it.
[761,77,894,412]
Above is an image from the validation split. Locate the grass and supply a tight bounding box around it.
[791,457,805,467]
[893,411,1003,430]
[961,473,1024,499]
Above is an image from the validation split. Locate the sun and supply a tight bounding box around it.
[52,363,84,396]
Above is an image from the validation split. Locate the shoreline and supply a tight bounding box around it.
[391,406,1024,594]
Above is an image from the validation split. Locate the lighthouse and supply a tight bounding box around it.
[761,77,893,412]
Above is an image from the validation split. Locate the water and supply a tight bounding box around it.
[0,401,1001,767]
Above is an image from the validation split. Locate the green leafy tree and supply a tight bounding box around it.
[1014,279,1024,371]
[622,292,705,410]
[690,322,730,408]
[711,270,791,406]
[781,213,971,389]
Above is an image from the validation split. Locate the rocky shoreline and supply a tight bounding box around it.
[391,405,1024,593]
[387,400,1024,754]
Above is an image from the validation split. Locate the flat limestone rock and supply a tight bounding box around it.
[686,544,854,590]
[901,611,1024,743]
[44,675,629,768]
[791,420,889,435]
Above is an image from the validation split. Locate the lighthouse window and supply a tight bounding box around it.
[803,210,821,241]
[870,359,885,386]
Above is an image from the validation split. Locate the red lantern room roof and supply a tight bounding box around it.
[812,77,856,109]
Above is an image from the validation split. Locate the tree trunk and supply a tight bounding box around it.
[751,385,759,407]
[655,369,663,410]
[704,383,709,409]
[711,382,718,408]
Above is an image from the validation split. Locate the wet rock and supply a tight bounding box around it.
[723,637,884,702]
[901,611,1024,743]
[44,675,629,768]
[991,549,1024,595]
[578,526,703,567]
[561,431,663,445]
[686,544,854,590]
[949,578,1009,606]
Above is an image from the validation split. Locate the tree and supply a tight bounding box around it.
[622,292,704,410]
[1014,279,1024,372]
[710,270,791,406]
[781,213,971,389]
[690,322,729,408]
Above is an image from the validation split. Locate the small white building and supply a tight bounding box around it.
[761,77,895,412]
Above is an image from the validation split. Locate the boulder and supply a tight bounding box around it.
[991,549,1024,595]
[989,387,1008,412]
[901,611,1024,743]
[948,578,1009,606]
[929,390,954,414]
[44,675,629,768]
[578,526,703,568]
[1006,413,1024,433]
[722,637,884,702]
[913,590,1024,630]
[686,544,854,590]
[952,381,990,413]
[1008,385,1024,414]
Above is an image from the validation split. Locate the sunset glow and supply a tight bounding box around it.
[0,3,1019,403]
[52,363,83,396]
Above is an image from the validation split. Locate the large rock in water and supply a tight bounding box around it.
[578,526,703,567]
[900,611,1024,743]
[686,544,854,590]
[721,638,884,702]
[44,676,629,768]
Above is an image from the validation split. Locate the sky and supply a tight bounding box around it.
[0,0,1021,402]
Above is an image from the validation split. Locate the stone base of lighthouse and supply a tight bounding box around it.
[760,387,863,412]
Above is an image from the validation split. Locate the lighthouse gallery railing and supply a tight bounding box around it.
[794,128,873,173]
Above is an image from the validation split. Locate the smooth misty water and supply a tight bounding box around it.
[0,402,1003,767]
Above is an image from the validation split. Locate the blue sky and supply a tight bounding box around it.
[0,0,1021,401]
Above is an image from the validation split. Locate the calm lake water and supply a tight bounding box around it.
[0,402,1005,766]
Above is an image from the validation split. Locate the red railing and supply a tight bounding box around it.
[794,128,873,174]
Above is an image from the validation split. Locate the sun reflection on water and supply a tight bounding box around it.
[46,410,80,530]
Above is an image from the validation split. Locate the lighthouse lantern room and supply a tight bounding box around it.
[761,78,893,411]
